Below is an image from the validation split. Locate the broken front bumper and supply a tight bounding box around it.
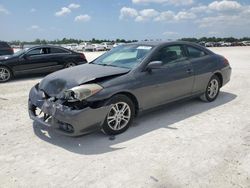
[28,86,111,136]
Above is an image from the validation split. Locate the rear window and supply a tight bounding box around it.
[187,46,206,59]
[0,42,10,48]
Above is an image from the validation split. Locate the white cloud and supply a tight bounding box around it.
[132,0,194,6]
[163,31,178,35]
[190,6,210,13]
[30,8,36,13]
[55,7,71,17]
[55,3,80,17]
[140,9,159,18]
[120,7,196,22]
[27,25,40,31]
[68,3,80,9]
[74,14,91,22]
[120,7,138,19]
[135,9,159,21]
[154,11,175,21]
[208,0,241,11]
[0,5,10,14]
[174,11,196,20]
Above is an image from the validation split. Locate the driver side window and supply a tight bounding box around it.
[26,48,48,56]
[151,45,186,66]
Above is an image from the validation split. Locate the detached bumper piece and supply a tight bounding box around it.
[28,86,110,136]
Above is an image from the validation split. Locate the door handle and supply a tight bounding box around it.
[186,69,193,74]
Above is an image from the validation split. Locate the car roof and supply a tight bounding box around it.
[127,41,203,47]
[28,45,70,50]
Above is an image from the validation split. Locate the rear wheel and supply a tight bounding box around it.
[200,75,221,102]
[65,62,76,68]
[102,95,135,135]
[0,66,12,83]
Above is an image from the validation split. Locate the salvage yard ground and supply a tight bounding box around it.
[0,47,249,187]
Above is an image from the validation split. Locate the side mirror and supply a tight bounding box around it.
[146,61,163,71]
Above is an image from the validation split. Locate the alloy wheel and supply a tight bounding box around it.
[207,79,219,99]
[107,102,131,131]
[0,67,11,82]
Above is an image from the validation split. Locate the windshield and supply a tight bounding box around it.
[92,44,153,69]
[13,49,28,57]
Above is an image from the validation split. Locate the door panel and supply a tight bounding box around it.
[186,45,215,93]
[13,47,62,74]
[134,60,194,110]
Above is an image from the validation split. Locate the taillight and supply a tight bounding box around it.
[10,48,14,53]
[80,53,86,60]
[223,57,229,65]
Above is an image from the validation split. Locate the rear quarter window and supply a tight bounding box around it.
[187,46,207,59]
[0,42,10,48]
[50,47,69,54]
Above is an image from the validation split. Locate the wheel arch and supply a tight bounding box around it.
[0,64,13,75]
[213,72,223,87]
[111,91,139,116]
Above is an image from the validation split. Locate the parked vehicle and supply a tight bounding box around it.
[29,41,231,136]
[0,45,87,82]
[64,43,78,51]
[205,42,214,47]
[0,41,14,56]
[220,42,232,47]
[101,42,113,50]
[76,42,91,51]
[242,41,250,46]
[113,43,125,48]
[85,43,105,51]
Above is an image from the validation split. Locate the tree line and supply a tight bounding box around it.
[8,37,250,45]
[179,37,250,43]
[9,38,138,45]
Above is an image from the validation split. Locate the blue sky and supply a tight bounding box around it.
[0,0,250,41]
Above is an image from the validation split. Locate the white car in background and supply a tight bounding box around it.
[85,43,105,51]
[100,42,113,50]
[220,42,232,47]
[242,41,250,46]
[64,43,78,50]
[76,42,91,51]
[113,43,125,48]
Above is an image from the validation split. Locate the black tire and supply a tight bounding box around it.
[102,94,135,135]
[0,66,12,83]
[65,62,76,68]
[200,75,221,102]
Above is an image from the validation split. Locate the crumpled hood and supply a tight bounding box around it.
[39,63,130,96]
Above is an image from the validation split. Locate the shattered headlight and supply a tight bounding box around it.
[64,84,103,102]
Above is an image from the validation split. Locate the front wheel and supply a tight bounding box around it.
[102,95,135,135]
[200,75,221,102]
[0,66,12,83]
[65,62,76,68]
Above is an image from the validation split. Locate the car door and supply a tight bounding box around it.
[14,47,60,74]
[47,47,70,70]
[185,45,215,94]
[13,47,49,74]
[134,45,195,110]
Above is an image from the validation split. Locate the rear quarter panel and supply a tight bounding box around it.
[191,54,219,93]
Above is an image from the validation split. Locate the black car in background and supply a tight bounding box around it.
[0,45,87,82]
[0,41,14,56]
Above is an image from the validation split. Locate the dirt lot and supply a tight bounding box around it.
[0,47,249,188]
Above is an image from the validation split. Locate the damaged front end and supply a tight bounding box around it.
[28,83,111,136]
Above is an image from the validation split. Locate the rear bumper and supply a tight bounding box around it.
[221,65,232,86]
[28,86,111,136]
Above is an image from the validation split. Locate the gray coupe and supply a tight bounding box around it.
[28,41,231,136]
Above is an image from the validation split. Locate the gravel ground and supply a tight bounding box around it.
[0,47,249,188]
